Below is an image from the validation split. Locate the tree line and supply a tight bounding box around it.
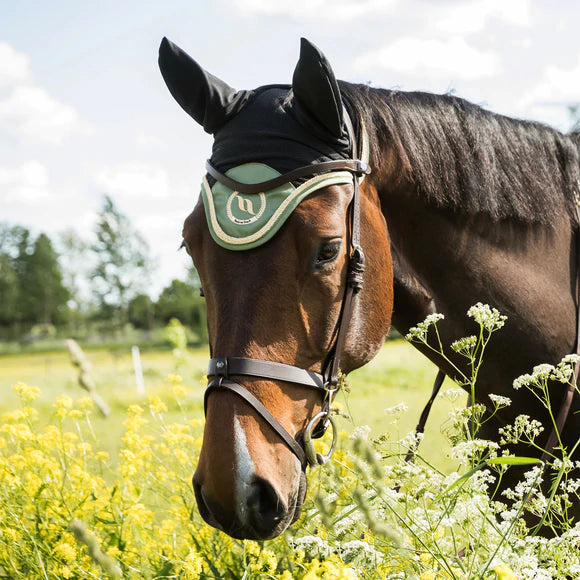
[0,195,207,345]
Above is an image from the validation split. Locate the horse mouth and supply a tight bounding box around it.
[194,471,308,540]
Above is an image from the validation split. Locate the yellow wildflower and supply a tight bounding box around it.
[54,541,77,563]
[182,547,204,578]
[12,382,40,402]
[54,394,73,418]
[148,395,168,414]
[258,549,278,572]
[77,397,94,410]
[493,564,518,580]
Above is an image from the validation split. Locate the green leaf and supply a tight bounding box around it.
[486,456,542,466]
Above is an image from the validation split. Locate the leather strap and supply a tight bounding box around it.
[205,378,307,467]
[207,357,325,391]
[205,159,369,194]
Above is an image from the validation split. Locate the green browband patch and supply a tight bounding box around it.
[201,163,354,251]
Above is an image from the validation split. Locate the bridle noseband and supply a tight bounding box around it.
[203,111,370,468]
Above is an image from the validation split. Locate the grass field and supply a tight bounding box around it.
[0,339,464,470]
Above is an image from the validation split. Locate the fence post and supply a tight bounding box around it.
[131,345,146,397]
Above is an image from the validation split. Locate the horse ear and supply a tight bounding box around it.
[292,38,344,140]
[158,37,252,134]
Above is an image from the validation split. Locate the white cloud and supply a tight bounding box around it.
[0,42,31,87]
[433,0,531,35]
[355,37,500,80]
[0,42,91,145]
[0,86,91,144]
[234,0,397,21]
[94,164,170,201]
[521,54,580,108]
[0,161,51,203]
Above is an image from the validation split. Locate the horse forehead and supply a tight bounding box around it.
[291,185,353,231]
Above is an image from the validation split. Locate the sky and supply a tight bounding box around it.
[1,0,580,295]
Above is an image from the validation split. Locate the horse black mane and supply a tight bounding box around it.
[340,82,580,224]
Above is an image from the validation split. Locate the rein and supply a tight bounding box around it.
[203,110,370,468]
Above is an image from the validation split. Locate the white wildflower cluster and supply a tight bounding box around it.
[340,540,383,566]
[451,335,477,356]
[404,313,444,343]
[553,354,579,383]
[439,387,465,403]
[514,354,580,390]
[488,393,512,409]
[292,535,331,559]
[349,425,371,440]
[450,438,499,464]
[467,302,507,331]
[498,414,544,445]
[383,402,409,426]
[502,466,544,503]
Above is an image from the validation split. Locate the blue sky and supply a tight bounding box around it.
[2,0,580,294]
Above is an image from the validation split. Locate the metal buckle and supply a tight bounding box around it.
[303,411,338,467]
[214,357,228,378]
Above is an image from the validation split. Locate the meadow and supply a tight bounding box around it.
[0,340,455,468]
[1,321,579,579]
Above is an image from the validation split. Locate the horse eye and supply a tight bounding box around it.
[315,241,341,267]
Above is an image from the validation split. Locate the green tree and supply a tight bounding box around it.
[90,195,152,328]
[20,234,70,325]
[0,254,18,327]
[156,274,207,343]
[128,293,155,330]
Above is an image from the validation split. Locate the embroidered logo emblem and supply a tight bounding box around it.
[226,191,266,225]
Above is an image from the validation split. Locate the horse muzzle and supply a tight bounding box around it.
[192,463,307,540]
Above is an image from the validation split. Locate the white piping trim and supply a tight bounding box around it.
[203,170,354,246]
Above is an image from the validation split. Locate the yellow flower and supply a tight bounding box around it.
[78,397,94,410]
[127,502,155,526]
[182,548,204,578]
[54,541,77,563]
[148,396,168,414]
[493,564,518,580]
[12,382,40,402]
[258,549,278,572]
[243,540,262,558]
[54,394,73,418]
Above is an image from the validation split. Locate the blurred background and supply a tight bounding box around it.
[1,0,579,349]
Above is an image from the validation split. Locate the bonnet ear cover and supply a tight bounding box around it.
[292,38,344,140]
[158,37,252,134]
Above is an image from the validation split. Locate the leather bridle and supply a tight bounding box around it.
[203,110,370,468]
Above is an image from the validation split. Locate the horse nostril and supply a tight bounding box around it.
[246,477,287,534]
[193,480,222,530]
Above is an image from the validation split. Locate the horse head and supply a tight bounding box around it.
[159,37,393,540]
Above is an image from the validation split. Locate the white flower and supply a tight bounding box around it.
[467,302,507,332]
[405,313,444,342]
[451,335,477,355]
[384,402,409,415]
[488,393,512,408]
[349,425,371,440]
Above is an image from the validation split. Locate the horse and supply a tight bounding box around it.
[158,37,580,540]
